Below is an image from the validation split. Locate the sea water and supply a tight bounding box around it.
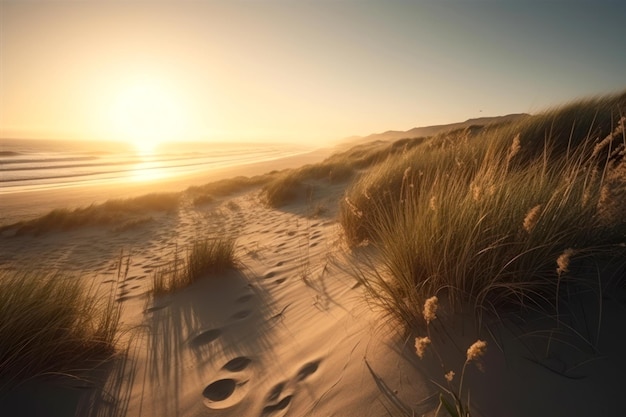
[0,138,311,193]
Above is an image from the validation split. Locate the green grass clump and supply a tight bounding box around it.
[0,271,121,390]
[341,90,626,329]
[152,237,237,295]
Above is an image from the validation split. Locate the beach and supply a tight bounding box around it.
[2,104,626,417]
[0,146,434,416]
[0,140,329,225]
[3,1,626,414]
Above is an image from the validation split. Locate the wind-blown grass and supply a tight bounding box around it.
[2,193,180,235]
[0,270,121,391]
[261,137,429,207]
[152,237,238,295]
[341,90,626,329]
[187,175,269,206]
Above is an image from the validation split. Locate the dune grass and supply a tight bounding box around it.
[187,175,269,206]
[261,136,430,208]
[0,270,122,391]
[152,237,238,295]
[2,192,180,235]
[341,91,626,329]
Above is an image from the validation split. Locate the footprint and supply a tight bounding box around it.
[296,360,321,381]
[236,294,254,303]
[190,329,222,347]
[202,377,252,409]
[264,271,276,279]
[231,310,252,320]
[265,382,285,402]
[145,304,168,313]
[275,261,284,267]
[223,356,252,372]
[262,395,292,415]
[275,277,287,285]
[203,379,236,402]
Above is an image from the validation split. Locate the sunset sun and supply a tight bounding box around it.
[109,80,186,153]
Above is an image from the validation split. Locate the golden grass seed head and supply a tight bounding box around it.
[523,204,542,233]
[444,370,455,382]
[506,134,521,164]
[429,196,437,211]
[466,339,487,362]
[415,336,431,359]
[402,166,412,182]
[423,295,439,324]
[556,248,575,275]
[471,184,482,202]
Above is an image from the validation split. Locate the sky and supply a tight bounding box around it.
[1,1,625,146]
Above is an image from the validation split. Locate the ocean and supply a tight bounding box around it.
[0,138,312,194]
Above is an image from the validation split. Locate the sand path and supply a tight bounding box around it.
[3,182,626,416]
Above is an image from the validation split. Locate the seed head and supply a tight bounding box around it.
[471,184,482,202]
[466,340,487,362]
[556,248,575,275]
[429,196,437,211]
[423,296,438,324]
[523,204,542,233]
[415,336,431,359]
[444,371,455,382]
[506,134,521,164]
[403,166,412,181]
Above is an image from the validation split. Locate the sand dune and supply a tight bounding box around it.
[2,145,626,417]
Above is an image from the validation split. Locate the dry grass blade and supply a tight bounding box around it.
[152,236,238,295]
[0,270,122,391]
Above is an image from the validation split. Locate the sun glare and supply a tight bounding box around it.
[109,80,186,154]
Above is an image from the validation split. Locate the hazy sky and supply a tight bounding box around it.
[1,1,625,145]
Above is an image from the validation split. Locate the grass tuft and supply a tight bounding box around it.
[341,90,626,330]
[3,193,180,235]
[152,236,238,295]
[261,173,306,207]
[0,270,121,390]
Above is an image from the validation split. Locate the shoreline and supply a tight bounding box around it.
[2,122,626,416]
[0,146,334,225]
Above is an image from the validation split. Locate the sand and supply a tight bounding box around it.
[1,150,625,417]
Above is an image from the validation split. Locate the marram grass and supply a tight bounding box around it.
[152,236,238,295]
[261,136,427,207]
[341,90,626,329]
[0,270,121,391]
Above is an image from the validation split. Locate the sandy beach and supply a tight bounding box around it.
[4,1,626,414]
[0,147,333,226]
[0,154,432,416]
[2,128,626,417]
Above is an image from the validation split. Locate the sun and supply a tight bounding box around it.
[109,79,186,153]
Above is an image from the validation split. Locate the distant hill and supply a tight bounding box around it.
[344,114,531,145]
